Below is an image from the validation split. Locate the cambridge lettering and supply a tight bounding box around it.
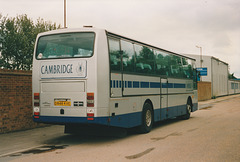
[41,64,73,74]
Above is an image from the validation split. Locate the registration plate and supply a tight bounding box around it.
[54,99,71,106]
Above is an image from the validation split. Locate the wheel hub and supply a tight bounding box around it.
[146,110,152,127]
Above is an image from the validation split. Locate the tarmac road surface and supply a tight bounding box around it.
[0,94,240,162]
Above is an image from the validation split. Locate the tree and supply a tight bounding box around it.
[0,14,60,70]
[228,72,237,79]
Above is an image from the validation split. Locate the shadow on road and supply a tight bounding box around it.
[3,117,192,160]
[45,117,189,146]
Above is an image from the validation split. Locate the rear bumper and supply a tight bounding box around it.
[33,115,109,126]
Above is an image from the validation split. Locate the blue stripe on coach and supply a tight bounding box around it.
[111,80,186,89]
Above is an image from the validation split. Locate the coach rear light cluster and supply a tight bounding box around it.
[34,93,40,106]
[34,93,40,118]
[87,93,94,107]
[87,113,94,120]
[33,107,40,119]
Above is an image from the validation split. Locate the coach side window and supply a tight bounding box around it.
[169,55,183,77]
[109,38,121,71]
[121,40,135,73]
[135,44,155,74]
[155,50,169,76]
[182,58,193,79]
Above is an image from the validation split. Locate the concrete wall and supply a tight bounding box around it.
[211,58,229,97]
[0,69,45,134]
[197,81,212,101]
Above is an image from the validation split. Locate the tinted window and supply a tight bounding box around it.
[109,35,195,79]
[182,58,193,79]
[121,40,135,72]
[169,55,183,77]
[135,44,155,74]
[155,50,170,76]
[36,32,95,59]
[109,38,121,71]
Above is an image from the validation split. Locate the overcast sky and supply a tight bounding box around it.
[1,0,240,77]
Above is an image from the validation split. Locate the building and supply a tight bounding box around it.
[228,79,240,95]
[185,54,229,99]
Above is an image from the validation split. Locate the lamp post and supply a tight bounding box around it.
[196,45,203,68]
[64,0,67,28]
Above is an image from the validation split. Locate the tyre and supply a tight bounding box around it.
[182,101,192,120]
[139,102,153,133]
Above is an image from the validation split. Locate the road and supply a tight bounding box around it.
[1,95,240,162]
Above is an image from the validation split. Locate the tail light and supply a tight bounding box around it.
[34,110,40,119]
[87,113,94,120]
[33,93,40,118]
[87,93,94,120]
[34,93,40,100]
[87,93,94,107]
[34,93,40,106]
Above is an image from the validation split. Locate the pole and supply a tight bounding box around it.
[196,46,203,68]
[64,0,67,28]
[196,45,203,81]
[200,46,202,68]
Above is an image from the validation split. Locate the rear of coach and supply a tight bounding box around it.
[32,28,110,127]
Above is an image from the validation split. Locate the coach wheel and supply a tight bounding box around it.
[183,101,192,120]
[139,102,153,133]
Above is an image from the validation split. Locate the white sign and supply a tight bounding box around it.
[40,60,87,79]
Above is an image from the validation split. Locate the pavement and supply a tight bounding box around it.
[0,94,240,158]
[198,94,240,109]
[0,125,65,158]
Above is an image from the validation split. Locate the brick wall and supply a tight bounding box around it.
[198,81,212,101]
[0,69,45,134]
